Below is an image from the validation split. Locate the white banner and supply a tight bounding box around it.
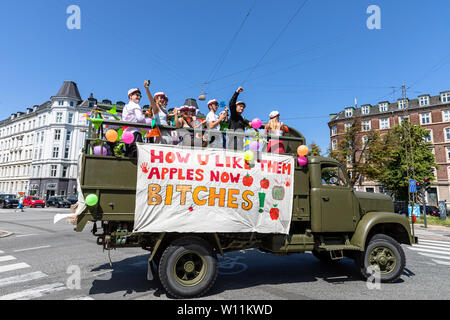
[133,144,295,234]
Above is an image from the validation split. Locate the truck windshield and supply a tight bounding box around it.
[321,165,348,187]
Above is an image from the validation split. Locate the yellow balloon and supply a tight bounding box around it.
[105,130,118,143]
[297,145,309,156]
[244,151,254,161]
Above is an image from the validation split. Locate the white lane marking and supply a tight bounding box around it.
[432,259,450,266]
[66,296,94,300]
[13,245,51,253]
[0,271,48,288]
[417,252,450,261]
[416,242,450,249]
[0,251,4,254]
[15,234,39,238]
[409,248,450,256]
[0,256,16,263]
[0,263,30,274]
[413,244,450,252]
[0,282,67,300]
[418,239,450,246]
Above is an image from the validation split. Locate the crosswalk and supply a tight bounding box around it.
[408,239,450,266]
[0,251,94,300]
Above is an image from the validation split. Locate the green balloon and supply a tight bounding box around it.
[86,194,98,207]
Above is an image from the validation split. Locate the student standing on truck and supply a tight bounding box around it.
[264,110,286,154]
[205,99,228,148]
[122,88,145,157]
[227,86,249,150]
[143,80,172,144]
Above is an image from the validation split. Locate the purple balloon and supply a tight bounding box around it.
[249,140,260,152]
[93,145,107,156]
[145,118,153,124]
[297,156,308,166]
[122,131,135,144]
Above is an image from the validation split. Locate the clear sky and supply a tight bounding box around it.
[1,0,449,153]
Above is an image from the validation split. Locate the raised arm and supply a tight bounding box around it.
[229,87,243,118]
[144,80,159,116]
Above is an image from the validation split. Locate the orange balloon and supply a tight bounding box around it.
[297,145,309,156]
[105,129,118,143]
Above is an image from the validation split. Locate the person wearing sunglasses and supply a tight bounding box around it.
[121,88,145,157]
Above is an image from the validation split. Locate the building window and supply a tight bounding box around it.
[399,116,409,124]
[70,101,74,107]
[331,126,337,135]
[66,131,71,142]
[362,136,368,145]
[58,101,63,106]
[419,96,429,106]
[380,102,389,111]
[345,108,354,118]
[68,113,74,124]
[443,110,450,122]
[332,139,337,151]
[361,105,370,115]
[424,130,432,143]
[54,129,61,141]
[442,92,450,103]
[380,118,389,129]
[56,112,63,123]
[52,147,59,158]
[50,165,57,177]
[445,128,450,140]
[64,146,70,159]
[344,123,352,131]
[362,120,371,131]
[39,148,43,160]
[420,113,431,125]
[62,166,68,178]
[398,99,407,110]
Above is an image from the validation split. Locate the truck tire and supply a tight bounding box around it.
[312,250,339,264]
[355,234,405,283]
[158,236,218,299]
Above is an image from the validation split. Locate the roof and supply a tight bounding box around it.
[52,81,82,101]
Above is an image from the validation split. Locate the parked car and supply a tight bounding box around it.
[23,196,45,208]
[0,194,19,209]
[394,201,408,216]
[66,197,78,205]
[419,205,440,217]
[46,196,71,208]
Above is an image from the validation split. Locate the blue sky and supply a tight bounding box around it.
[1,0,450,152]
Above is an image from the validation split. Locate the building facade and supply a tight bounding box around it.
[0,81,92,199]
[328,90,450,205]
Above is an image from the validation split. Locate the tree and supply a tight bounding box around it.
[308,142,322,156]
[375,121,437,201]
[329,119,385,186]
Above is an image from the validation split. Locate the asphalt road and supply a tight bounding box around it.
[1,207,450,300]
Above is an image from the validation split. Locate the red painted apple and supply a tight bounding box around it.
[270,205,280,221]
[260,178,269,189]
[243,174,254,187]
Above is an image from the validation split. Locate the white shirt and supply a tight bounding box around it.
[121,101,145,133]
[206,111,220,130]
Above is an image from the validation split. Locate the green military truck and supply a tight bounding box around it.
[75,117,417,299]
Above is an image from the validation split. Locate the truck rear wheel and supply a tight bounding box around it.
[158,236,218,299]
[355,234,405,283]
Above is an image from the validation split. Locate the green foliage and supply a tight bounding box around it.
[308,142,322,156]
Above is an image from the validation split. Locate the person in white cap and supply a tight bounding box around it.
[143,80,172,143]
[121,88,145,157]
[205,99,228,148]
[227,86,250,150]
[264,110,286,153]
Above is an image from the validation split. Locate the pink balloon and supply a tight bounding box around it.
[251,118,262,130]
[122,131,135,144]
[93,145,107,156]
[297,156,308,166]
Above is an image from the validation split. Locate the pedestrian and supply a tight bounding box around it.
[205,99,228,148]
[264,110,286,154]
[17,195,24,212]
[121,88,145,157]
[227,86,249,150]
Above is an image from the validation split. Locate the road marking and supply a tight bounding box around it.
[418,239,450,246]
[0,271,48,288]
[13,245,51,253]
[0,251,4,254]
[416,242,450,249]
[66,296,94,300]
[432,259,450,266]
[0,282,67,300]
[417,252,450,260]
[413,244,450,252]
[15,234,39,238]
[0,263,30,274]
[0,256,16,263]
[409,248,450,256]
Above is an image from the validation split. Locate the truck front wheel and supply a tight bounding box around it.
[158,236,218,299]
[355,234,405,283]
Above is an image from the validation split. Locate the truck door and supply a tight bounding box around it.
[319,164,356,232]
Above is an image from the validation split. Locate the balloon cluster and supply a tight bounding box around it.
[297,145,308,166]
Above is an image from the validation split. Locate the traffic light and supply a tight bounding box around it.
[424,178,431,191]
[416,181,422,192]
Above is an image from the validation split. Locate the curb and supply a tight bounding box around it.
[0,230,14,238]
